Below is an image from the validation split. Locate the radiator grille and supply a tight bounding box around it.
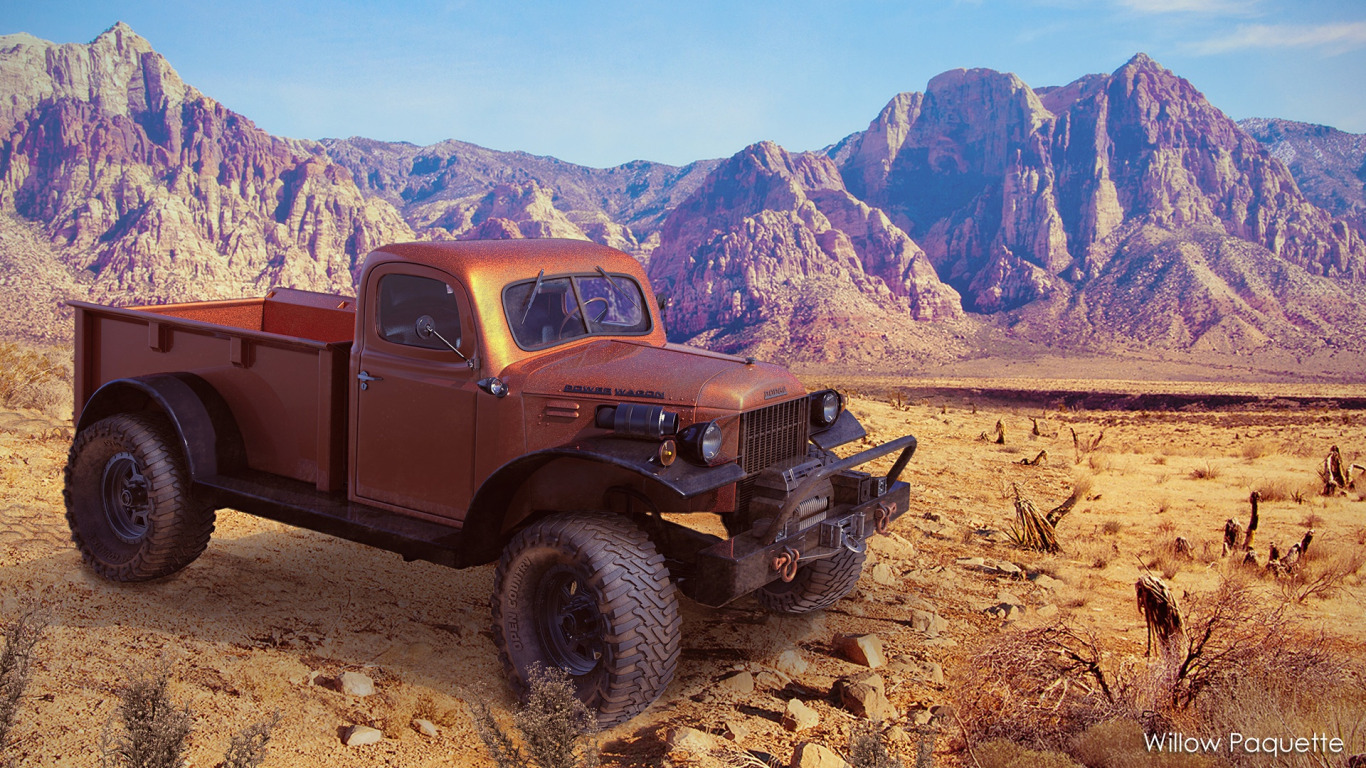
[735,398,809,515]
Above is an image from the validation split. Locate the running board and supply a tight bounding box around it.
[196,471,464,568]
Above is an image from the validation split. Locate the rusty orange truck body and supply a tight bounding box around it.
[66,239,916,725]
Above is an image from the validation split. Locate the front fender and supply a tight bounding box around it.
[457,437,746,566]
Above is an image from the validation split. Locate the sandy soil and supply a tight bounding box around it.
[1,384,1364,767]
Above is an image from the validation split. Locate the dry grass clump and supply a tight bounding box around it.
[1239,439,1276,461]
[0,606,47,759]
[1071,720,1218,768]
[0,341,69,415]
[1252,477,1310,504]
[1188,462,1221,480]
[471,664,600,768]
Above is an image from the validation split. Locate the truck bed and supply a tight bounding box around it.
[72,288,357,492]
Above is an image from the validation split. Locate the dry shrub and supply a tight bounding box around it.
[0,606,47,756]
[1279,541,1366,603]
[100,674,193,768]
[1188,462,1221,480]
[471,664,600,768]
[1152,455,1168,466]
[1087,453,1113,473]
[976,739,1081,768]
[848,719,903,768]
[1100,520,1123,536]
[958,621,1121,751]
[0,342,68,414]
[1071,719,1218,768]
[1146,550,1182,581]
[1069,538,1115,570]
[222,713,280,768]
[1253,478,1312,504]
[1196,673,1366,767]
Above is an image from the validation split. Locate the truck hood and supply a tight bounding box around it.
[510,340,804,412]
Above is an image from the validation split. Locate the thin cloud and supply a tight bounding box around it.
[1191,21,1366,54]
[1118,0,1257,14]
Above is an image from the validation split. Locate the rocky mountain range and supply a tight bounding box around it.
[1,22,1363,374]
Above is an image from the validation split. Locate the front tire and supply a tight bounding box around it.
[64,413,215,581]
[754,547,866,614]
[491,512,680,727]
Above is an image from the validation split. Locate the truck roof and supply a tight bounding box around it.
[366,239,650,289]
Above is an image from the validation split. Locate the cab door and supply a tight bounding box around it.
[352,265,479,520]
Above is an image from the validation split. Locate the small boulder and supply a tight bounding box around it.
[870,562,898,586]
[775,649,810,677]
[722,718,749,742]
[1036,604,1060,619]
[413,718,438,737]
[833,672,898,721]
[668,726,725,757]
[717,670,755,695]
[994,561,1023,578]
[910,609,947,638]
[792,742,850,768]
[343,724,383,746]
[338,671,375,697]
[836,634,886,668]
[782,698,821,732]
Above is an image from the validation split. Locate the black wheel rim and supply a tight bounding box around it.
[102,452,151,543]
[534,565,604,676]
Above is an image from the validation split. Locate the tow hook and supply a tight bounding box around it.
[874,502,896,535]
[772,546,801,582]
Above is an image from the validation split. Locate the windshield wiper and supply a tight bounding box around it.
[595,265,638,311]
[519,268,545,324]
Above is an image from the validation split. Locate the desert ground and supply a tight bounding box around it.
[1,375,1364,767]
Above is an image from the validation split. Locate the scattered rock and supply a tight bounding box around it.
[923,636,958,648]
[343,725,383,746]
[792,742,850,768]
[412,718,438,737]
[955,556,986,569]
[775,649,810,677]
[996,590,1025,606]
[756,667,793,690]
[833,672,899,721]
[1036,603,1060,619]
[668,726,725,756]
[909,707,934,726]
[994,560,1024,578]
[338,671,375,697]
[1029,573,1063,590]
[836,633,886,668]
[910,609,947,638]
[895,658,944,685]
[783,698,821,732]
[984,603,1023,621]
[870,562,898,586]
[722,718,749,742]
[717,670,755,695]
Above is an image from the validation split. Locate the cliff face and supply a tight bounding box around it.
[0,23,411,305]
[1241,117,1366,236]
[646,141,963,353]
[837,54,1366,313]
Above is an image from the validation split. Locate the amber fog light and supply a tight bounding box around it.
[658,439,677,467]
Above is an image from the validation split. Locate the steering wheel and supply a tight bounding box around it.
[558,297,610,336]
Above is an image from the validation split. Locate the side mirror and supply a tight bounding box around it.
[477,377,509,398]
[656,293,671,333]
[416,315,461,349]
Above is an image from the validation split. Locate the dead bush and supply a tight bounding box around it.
[958,621,1120,750]
[1188,462,1221,480]
[1240,439,1275,461]
[1279,542,1366,603]
[471,664,600,768]
[0,606,47,757]
[0,342,68,414]
[222,713,280,768]
[99,674,193,768]
[848,719,903,768]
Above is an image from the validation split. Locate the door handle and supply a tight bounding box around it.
[358,370,383,390]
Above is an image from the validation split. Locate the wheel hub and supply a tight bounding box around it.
[534,566,604,676]
[102,452,151,543]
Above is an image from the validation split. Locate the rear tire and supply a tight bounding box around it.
[64,413,215,581]
[754,547,866,614]
[491,512,680,727]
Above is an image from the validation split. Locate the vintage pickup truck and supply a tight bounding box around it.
[65,238,916,725]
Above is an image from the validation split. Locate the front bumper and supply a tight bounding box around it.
[685,433,917,607]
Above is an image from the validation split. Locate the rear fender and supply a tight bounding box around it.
[76,374,246,481]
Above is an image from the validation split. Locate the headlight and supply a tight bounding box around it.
[679,420,723,464]
[811,389,841,427]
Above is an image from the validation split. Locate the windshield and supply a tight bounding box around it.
[503,272,651,349]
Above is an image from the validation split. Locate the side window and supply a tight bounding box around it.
[377,273,462,350]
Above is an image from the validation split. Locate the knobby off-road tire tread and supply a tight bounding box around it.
[491,512,681,727]
[64,413,215,581]
[755,547,866,614]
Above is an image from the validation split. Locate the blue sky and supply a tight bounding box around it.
[4,0,1364,168]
